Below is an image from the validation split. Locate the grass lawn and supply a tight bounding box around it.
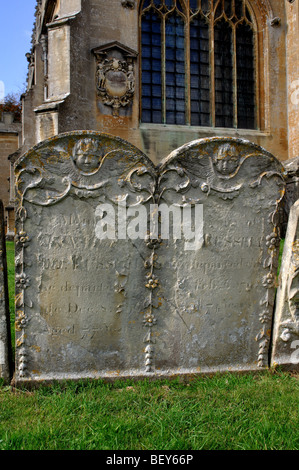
[0,372,298,450]
[1,241,298,451]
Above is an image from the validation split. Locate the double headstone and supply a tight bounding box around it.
[14,132,286,384]
[0,200,12,382]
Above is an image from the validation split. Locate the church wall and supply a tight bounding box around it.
[286,0,299,159]
[21,0,297,164]
[0,125,20,217]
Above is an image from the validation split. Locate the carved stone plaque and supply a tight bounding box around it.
[271,200,299,371]
[14,133,285,384]
[0,200,12,382]
[93,42,137,116]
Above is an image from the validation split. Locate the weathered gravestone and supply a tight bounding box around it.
[271,200,299,371]
[14,132,285,385]
[280,156,299,237]
[0,200,12,382]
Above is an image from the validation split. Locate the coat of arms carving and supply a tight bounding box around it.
[93,42,138,116]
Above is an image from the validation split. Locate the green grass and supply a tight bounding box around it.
[0,372,298,450]
[1,240,298,450]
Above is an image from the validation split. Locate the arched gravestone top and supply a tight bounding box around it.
[160,136,285,198]
[15,131,156,205]
[14,132,286,384]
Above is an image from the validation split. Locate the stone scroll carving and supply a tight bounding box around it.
[271,200,299,371]
[14,133,285,384]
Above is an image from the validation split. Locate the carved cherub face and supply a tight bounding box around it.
[213,143,240,176]
[72,138,102,174]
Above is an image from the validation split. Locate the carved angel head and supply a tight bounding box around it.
[212,143,240,176]
[72,138,103,174]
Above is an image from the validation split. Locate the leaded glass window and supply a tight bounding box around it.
[140,0,257,129]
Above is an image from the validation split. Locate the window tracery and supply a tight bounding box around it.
[140,0,256,129]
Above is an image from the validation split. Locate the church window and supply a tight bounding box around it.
[140,0,256,129]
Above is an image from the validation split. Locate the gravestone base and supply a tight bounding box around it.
[14,367,270,389]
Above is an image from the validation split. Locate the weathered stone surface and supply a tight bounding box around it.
[154,138,285,374]
[0,119,21,219]
[14,131,155,383]
[14,133,285,384]
[282,156,299,236]
[0,200,12,381]
[271,200,299,371]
